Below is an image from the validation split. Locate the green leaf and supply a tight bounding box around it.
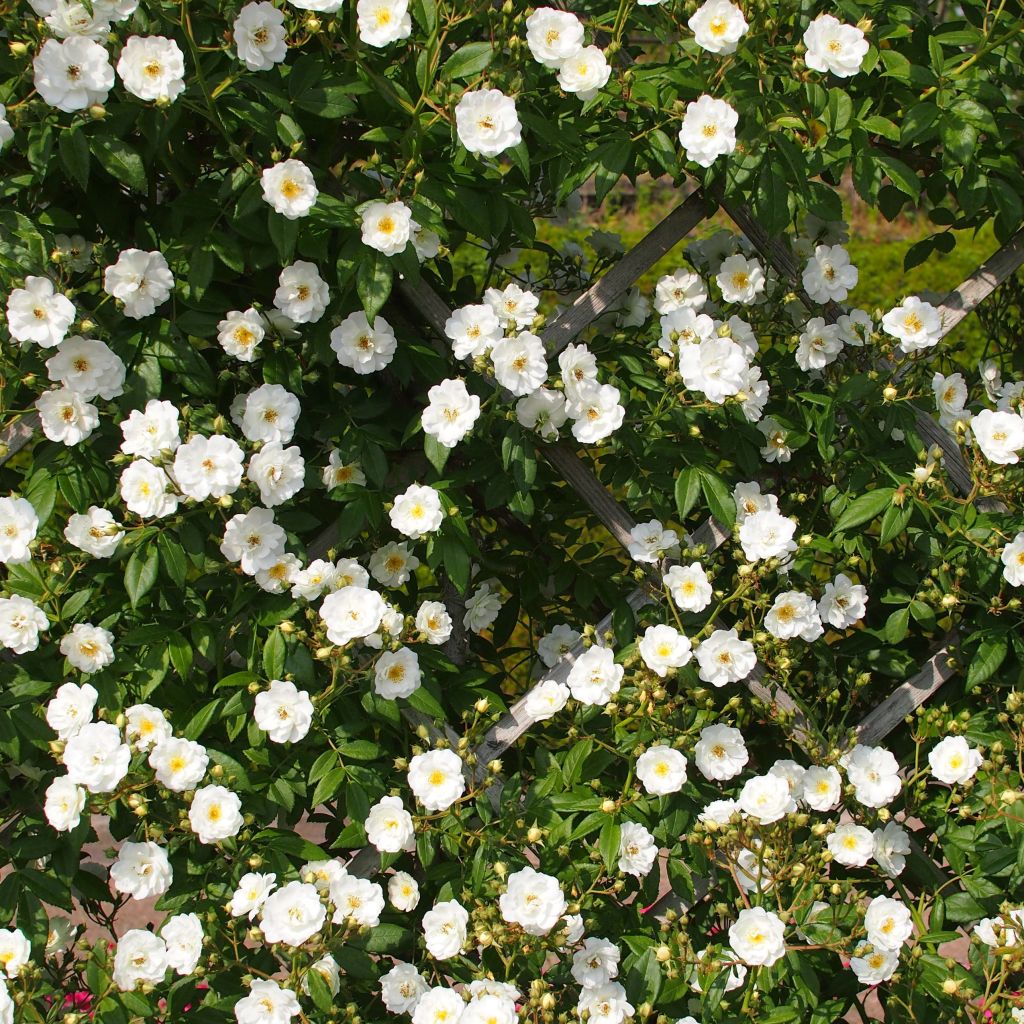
[304,968,334,1013]
[599,817,620,874]
[966,635,1008,690]
[425,433,451,473]
[263,628,287,679]
[90,137,147,194]
[124,544,159,609]
[440,42,494,81]
[675,468,701,521]
[58,130,90,190]
[356,251,393,323]
[268,211,299,265]
[157,533,188,587]
[168,631,193,680]
[437,532,471,594]
[834,488,895,533]
[873,153,920,201]
[884,606,910,644]
[698,469,736,528]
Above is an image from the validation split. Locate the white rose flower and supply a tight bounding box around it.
[636,745,688,795]
[499,866,567,935]
[274,261,329,324]
[873,821,911,877]
[149,736,209,791]
[103,249,174,318]
[36,388,99,446]
[729,907,786,966]
[6,276,76,348]
[849,948,899,986]
[381,962,429,1014]
[65,506,124,558]
[44,776,86,831]
[124,704,171,751]
[972,408,1024,464]
[221,507,287,575]
[412,987,465,1024]
[112,929,166,991]
[654,270,707,315]
[369,541,419,588]
[234,979,301,1024]
[566,645,623,705]
[254,679,314,743]
[422,378,481,448]
[928,735,983,785]
[802,244,858,303]
[241,384,300,444]
[491,332,547,397]
[486,282,539,330]
[444,303,503,360]
[688,0,747,54]
[259,881,326,945]
[421,900,469,959]
[320,585,388,645]
[218,308,266,362]
[827,823,874,867]
[408,749,465,811]
[578,981,634,1024]
[46,682,98,739]
[247,443,305,508]
[357,0,411,45]
[162,913,203,975]
[455,89,522,158]
[664,562,713,612]
[173,434,245,500]
[881,296,942,352]
[558,343,598,400]
[637,625,692,677]
[45,335,125,400]
[388,871,420,911]
[119,399,180,458]
[617,821,657,877]
[188,784,243,844]
[464,581,503,633]
[566,381,625,443]
[374,647,422,699]
[738,508,797,561]
[117,35,185,101]
[795,317,843,372]
[818,573,868,628]
[556,46,611,101]
[462,994,517,1024]
[659,307,715,354]
[361,200,412,256]
[0,930,29,979]
[738,773,796,824]
[572,937,620,989]
[694,723,748,781]
[525,7,583,67]
[0,497,38,565]
[390,483,443,539]
[841,743,902,808]
[803,14,869,78]
[561,915,585,946]
[0,112,11,151]
[0,595,49,654]
[63,721,130,793]
[678,95,738,167]
[627,520,679,564]
[33,37,113,112]
[716,254,765,305]
[765,590,823,642]
[864,896,913,950]
[330,311,398,375]
[1001,532,1024,586]
[695,628,756,686]
[234,2,287,70]
[801,765,841,811]
[60,624,114,673]
[678,337,748,404]
[416,601,453,644]
[229,872,277,920]
[110,841,173,900]
[525,679,571,721]
[699,798,740,826]
[323,451,366,490]
[538,623,581,666]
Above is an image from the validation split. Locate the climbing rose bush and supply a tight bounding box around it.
[1,0,1024,1023]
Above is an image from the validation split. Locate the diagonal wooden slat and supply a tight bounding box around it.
[541,190,712,356]
[0,411,41,468]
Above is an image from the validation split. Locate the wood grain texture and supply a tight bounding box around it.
[0,412,41,467]
[855,633,959,747]
[541,191,713,355]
